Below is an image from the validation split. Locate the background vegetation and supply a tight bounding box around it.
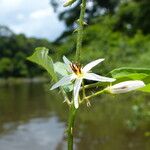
[0,0,149,78]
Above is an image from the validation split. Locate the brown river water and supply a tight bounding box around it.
[0,83,149,150]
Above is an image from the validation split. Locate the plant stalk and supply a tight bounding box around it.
[76,0,86,62]
[67,105,77,150]
[67,0,86,149]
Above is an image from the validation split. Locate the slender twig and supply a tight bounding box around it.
[81,82,107,90]
[83,89,106,101]
[80,89,106,105]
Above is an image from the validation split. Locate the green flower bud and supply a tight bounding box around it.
[63,0,76,7]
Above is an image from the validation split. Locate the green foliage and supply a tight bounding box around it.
[109,67,150,92]
[27,47,57,80]
[50,0,120,30]
[113,0,150,35]
[28,48,73,92]
[0,26,54,77]
[57,18,150,75]
[50,0,150,41]
[0,58,13,77]
[110,67,150,82]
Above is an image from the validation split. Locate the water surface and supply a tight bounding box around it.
[0,83,149,150]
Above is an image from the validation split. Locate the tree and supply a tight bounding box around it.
[0,58,13,77]
[0,25,14,37]
[50,0,150,39]
[0,25,54,77]
[50,0,120,29]
[113,0,150,35]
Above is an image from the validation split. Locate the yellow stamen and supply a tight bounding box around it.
[70,63,83,76]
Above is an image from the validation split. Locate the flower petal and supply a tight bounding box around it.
[63,56,73,73]
[84,73,116,82]
[50,74,75,90]
[73,79,82,109]
[63,56,71,66]
[106,80,145,94]
[83,58,105,72]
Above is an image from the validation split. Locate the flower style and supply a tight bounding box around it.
[50,56,116,109]
[105,80,145,94]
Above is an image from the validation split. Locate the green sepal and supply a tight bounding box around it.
[54,61,74,92]
[138,83,150,93]
[63,0,76,7]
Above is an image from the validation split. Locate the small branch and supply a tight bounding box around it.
[83,82,101,89]
[82,89,106,102]
[81,80,92,106]
[80,82,107,91]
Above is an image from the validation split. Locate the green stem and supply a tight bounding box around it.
[83,89,106,102]
[81,82,107,90]
[82,80,86,98]
[67,105,77,150]
[76,0,86,62]
[67,1,86,149]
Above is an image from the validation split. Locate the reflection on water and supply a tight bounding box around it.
[0,83,149,150]
[0,117,65,150]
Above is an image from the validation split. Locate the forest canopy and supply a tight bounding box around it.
[0,25,55,77]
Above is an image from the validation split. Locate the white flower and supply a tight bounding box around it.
[105,80,145,94]
[50,56,116,109]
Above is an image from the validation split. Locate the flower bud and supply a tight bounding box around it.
[105,80,145,94]
[63,0,76,7]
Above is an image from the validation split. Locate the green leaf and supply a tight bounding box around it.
[110,67,150,82]
[27,47,57,80]
[27,47,73,93]
[138,84,150,93]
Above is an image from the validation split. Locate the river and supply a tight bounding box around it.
[0,83,149,150]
